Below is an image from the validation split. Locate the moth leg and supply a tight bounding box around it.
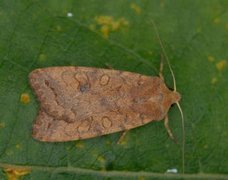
[117,131,128,144]
[164,115,178,143]
[159,53,164,81]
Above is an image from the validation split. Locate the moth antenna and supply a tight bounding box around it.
[150,19,177,92]
[150,19,185,173]
[177,102,185,174]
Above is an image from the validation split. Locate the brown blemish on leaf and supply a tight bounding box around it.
[130,3,141,15]
[4,168,30,180]
[20,93,30,104]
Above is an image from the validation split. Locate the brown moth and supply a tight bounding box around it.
[29,66,181,142]
[29,20,185,173]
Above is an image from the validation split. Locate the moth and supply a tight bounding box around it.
[29,20,185,173]
[29,65,181,142]
[29,21,184,147]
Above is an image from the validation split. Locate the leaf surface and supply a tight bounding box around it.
[0,0,227,179]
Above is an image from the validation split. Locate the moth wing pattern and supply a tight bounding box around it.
[29,66,175,142]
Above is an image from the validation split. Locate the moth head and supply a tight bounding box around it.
[150,19,185,173]
[171,91,181,104]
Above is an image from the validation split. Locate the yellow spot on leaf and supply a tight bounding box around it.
[97,155,105,163]
[15,144,21,149]
[130,3,141,15]
[97,155,106,170]
[95,15,112,25]
[111,21,121,31]
[216,60,227,71]
[118,138,127,146]
[4,168,30,180]
[75,141,84,149]
[120,18,129,26]
[20,93,30,104]
[207,55,215,62]
[100,25,110,39]
[0,122,5,128]
[211,77,217,85]
[94,15,129,38]
[138,176,145,180]
[38,53,47,62]
[213,18,220,24]
[56,25,62,32]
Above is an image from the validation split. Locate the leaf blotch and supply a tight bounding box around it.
[4,168,30,180]
[20,93,30,104]
[94,16,129,38]
[216,60,227,71]
[130,3,141,15]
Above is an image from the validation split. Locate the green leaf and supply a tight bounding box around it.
[0,0,227,179]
